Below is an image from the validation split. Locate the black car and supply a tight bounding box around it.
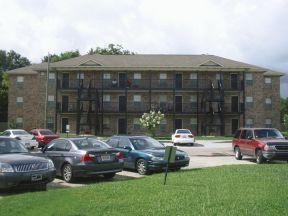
[40,137,124,182]
[106,135,190,175]
[0,136,56,190]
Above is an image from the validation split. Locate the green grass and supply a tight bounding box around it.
[1,164,288,215]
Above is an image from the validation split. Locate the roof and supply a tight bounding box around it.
[6,54,285,76]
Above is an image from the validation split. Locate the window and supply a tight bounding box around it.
[133,95,141,110]
[160,73,167,79]
[48,95,55,107]
[77,73,84,79]
[103,73,111,79]
[246,96,253,108]
[48,95,54,101]
[190,73,197,87]
[265,98,272,109]
[160,119,167,132]
[190,118,197,132]
[47,117,54,129]
[16,117,23,128]
[16,97,23,107]
[17,76,24,83]
[103,95,110,102]
[265,77,272,84]
[134,73,141,87]
[245,119,253,127]
[133,118,140,130]
[103,95,110,110]
[49,73,55,79]
[159,73,167,87]
[103,73,111,87]
[103,118,110,129]
[245,73,253,85]
[134,73,141,79]
[159,95,167,110]
[265,119,272,128]
[216,73,221,81]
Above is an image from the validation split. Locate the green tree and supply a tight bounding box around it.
[0,50,31,122]
[42,50,80,63]
[139,110,165,137]
[88,44,136,55]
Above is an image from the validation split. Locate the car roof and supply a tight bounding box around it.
[237,127,278,130]
[110,135,149,138]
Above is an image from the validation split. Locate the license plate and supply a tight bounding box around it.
[31,174,42,181]
[101,155,111,161]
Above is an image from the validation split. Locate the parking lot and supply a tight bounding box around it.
[47,140,254,188]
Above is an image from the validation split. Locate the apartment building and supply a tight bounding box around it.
[7,54,283,136]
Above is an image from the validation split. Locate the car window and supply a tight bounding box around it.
[2,131,10,136]
[13,130,29,135]
[240,130,247,139]
[129,137,163,150]
[176,129,191,134]
[234,130,241,138]
[119,137,131,148]
[46,140,69,151]
[106,138,119,147]
[241,130,253,139]
[0,139,28,154]
[40,130,54,135]
[73,138,109,150]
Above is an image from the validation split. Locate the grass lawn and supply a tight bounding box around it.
[1,164,288,215]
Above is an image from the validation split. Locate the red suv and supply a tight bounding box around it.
[30,129,59,148]
[232,128,288,164]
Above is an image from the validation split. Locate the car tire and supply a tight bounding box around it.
[189,143,194,146]
[235,147,243,160]
[136,159,149,175]
[103,173,116,179]
[256,150,264,164]
[62,163,74,183]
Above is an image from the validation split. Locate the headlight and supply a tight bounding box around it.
[47,159,55,169]
[150,156,164,161]
[0,163,14,173]
[184,153,190,159]
[264,144,275,151]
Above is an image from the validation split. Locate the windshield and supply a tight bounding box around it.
[13,130,29,135]
[0,139,28,154]
[129,137,164,150]
[73,138,110,150]
[254,129,284,139]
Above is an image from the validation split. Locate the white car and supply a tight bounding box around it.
[1,129,38,149]
[171,129,195,146]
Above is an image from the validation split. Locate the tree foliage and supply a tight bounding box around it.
[139,110,165,137]
[88,44,136,55]
[42,50,80,63]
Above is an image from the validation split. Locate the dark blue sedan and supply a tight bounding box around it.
[106,135,190,175]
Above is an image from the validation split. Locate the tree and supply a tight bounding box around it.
[0,50,31,122]
[139,110,165,137]
[42,50,80,63]
[283,114,288,131]
[88,44,136,55]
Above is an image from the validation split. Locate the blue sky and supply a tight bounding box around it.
[0,0,287,96]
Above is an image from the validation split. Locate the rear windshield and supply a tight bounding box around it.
[39,130,55,135]
[73,138,110,150]
[176,129,191,134]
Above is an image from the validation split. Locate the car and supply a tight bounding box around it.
[106,135,190,175]
[39,137,124,182]
[232,128,288,164]
[30,129,59,148]
[171,129,195,146]
[0,136,56,191]
[1,129,38,149]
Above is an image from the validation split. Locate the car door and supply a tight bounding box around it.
[118,137,135,169]
[242,129,255,156]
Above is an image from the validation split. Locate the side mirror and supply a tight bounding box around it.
[124,146,132,151]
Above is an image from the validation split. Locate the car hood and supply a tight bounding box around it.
[262,139,288,145]
[140,148,187,157]
[0,153,48,164]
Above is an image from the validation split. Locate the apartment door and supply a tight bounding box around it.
[231,119,239,135]
[61,118,69,133]
[175,73,182,89]
[118,118,127,134]
[62,73,69,88]
[119,96,127,112]
[62,96,69,112]
[231,96,239,112]
[174,119,182,130]
[230,74,238,90]
[175,96,182,112]
[119,73,127,88]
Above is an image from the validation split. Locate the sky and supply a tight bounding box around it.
[0,0,287,96]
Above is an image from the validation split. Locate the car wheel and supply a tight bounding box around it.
[235,147,243,160]
[103,173,116,179]
[62,163,74,183]
[189,143,194,146]
[256,150,264,164]
[136,159,149,175]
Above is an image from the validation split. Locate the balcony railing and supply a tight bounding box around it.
[57,78,244,91]
[57,102,244,114]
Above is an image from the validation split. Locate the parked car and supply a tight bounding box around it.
[106,135,190,175]
[39,137,124,182]
[232,128,288,164]
[30,129,59,148]
[1,129,38,149]
[171,129,195,146]
[0,136,56,190]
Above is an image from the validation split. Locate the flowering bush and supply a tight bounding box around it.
[139,110,165,137]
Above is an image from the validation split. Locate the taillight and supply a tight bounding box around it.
[81,154,93,162]
[188,135,194,138]
[116,152,123,159]
[175,135,181,138]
